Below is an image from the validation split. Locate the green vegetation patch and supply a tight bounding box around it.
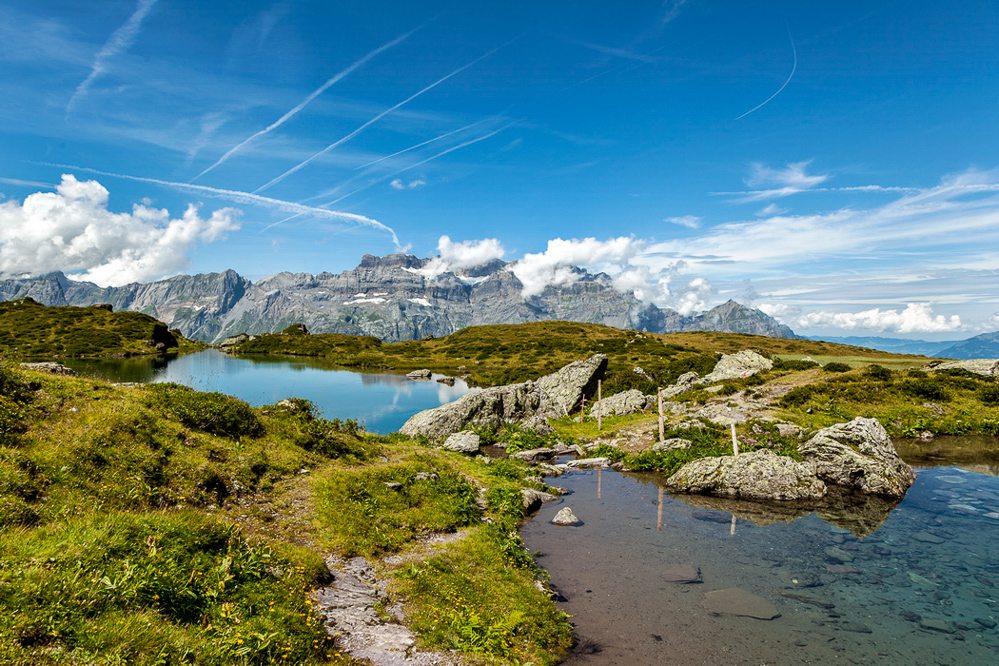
[0,298,205,359]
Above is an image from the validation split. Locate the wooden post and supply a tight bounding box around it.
[658,388,665,443]
[657,485,664,532]
[596,379,602,431]
[731,423,739,456]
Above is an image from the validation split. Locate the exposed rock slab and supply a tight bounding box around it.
[590,389,651,419]
[666,449,827,501]
[701,588,780,620]
[406,369,432,379]
[510,447,557,463]
[399,355,607,442]
[441,431,480,453]
[798,417,916,498]
[700,350,773,383]
[927,359,999,377]
[652,437,692,452]
[19,361,75,375]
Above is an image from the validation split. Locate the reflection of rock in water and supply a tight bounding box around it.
[674,488,900,538]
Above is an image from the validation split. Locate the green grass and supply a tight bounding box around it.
[0,298,206,359]
[0,364,571,665]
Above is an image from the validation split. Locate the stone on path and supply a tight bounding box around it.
[700,588,780,620]
[662,565,702,584]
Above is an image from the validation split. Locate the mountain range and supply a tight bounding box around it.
[0,253,796,343]
[812,335,999,360]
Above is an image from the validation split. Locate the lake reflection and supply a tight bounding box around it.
[523,466,999,665]
[65,350,477,433]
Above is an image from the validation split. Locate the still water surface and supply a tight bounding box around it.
[62,350,476,433]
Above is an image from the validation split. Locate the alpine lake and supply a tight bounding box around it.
[67,350,999,665]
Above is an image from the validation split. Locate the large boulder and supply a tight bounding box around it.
[534,354,608,415]
[665,449,827,501]
[590,389,651,419]
[798,417,916,498]
[399,354,607,442]
[699,350,772,383]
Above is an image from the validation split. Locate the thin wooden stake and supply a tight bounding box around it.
[657,387,665,443]
[596,380,602,431]
[731,423,739,456]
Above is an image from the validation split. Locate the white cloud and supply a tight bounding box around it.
[747,161,827,189]
[667,276,715,315]
[755,203,787,216]
[758,303,802,320]
[795,303,962,334]
[390,179,406,190]
[390,178,426,190]
[0,174,238,286]
[511,237,646,298]
[412,236,506,278]
[408,179,426,189]
[665,215,700,228]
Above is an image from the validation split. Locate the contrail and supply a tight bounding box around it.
[47,163,402,248]
[319,123,514,207]
[191,26,419,182]
[735,26,797,120]
[68,0,159,113]
[353,118,492,170]
[254,36,520,194]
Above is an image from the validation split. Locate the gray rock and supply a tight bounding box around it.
[927,359,999,377]
[798,417,916,498]
[701,588,780,620]
[700,350,773,383]
[666,449,827,501]
[662,564,702,584]
[565,457,611,469]
[661,384,693,399]
[919,618,953,633]
[651,438,693,452]
[521,488,558,513]
[975,617,997,629]
[400,355,606,441]
[676,371,700,385]
[551,507,580,526]
[218,333,250,347]
[406,368,432,379]
[510,447,556,463]
[413,472,438,482]
[441,431,481,453]
[590,389,651,419]
[19,361,75,375]
[776,423,809,440]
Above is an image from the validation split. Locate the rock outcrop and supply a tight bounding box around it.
[926,359,999,377]
[699,350,773,383]
[798,417,916,498]
[399,355,607,441]
[441,431,481,453]
[665,449,827,501]
[590,388,652,419]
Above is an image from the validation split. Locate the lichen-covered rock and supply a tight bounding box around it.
[521,488,558,513]
[590,389,651,419]
[510,447,557,463]
[666,449,827,501]
[19,361,75,375]
[700,350,773,383]
[927,359,999,377]
[534,354,608,415]
[406,368,432,379]
[798,417,916,498]
[441,430,481,453]
[652,437,692,452]
[551,507,580,526]
[399,355,606,441]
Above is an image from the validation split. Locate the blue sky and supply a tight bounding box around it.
[1,0,997,339]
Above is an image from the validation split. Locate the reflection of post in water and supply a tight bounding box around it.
[657,485,664,532]
[597,468,602,499]
[730,514,736,537]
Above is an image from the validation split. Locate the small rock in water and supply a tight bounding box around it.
[920,618,953,633]
[700,588,780,620]
[841,622,872,634]
[826,564,861,574]
[975,617,997,630]
[900,610,922,622]
[551,507,581,526]
[824,546,854,563]
[661,565,702,584]
[911,531,945,544]
[908,572,937,588]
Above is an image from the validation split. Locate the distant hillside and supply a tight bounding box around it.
[938,331,999,360]
[809,335,960,358]
[0,253,797,344]
[0,298,201,358]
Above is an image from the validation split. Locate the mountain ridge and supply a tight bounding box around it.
[0,254,797,343]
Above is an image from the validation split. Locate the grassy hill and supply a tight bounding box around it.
[0,298,205,358]
[0,363,570,665]
[230,320,936,391]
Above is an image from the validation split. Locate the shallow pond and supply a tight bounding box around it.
[61,350,477,433]
[522,464,999,665]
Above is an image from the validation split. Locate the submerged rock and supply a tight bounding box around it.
[700,588,780,620]
[666,449,827,501]
[798,417,916,498]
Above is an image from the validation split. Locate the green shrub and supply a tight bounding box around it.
[774,358,820,371]
[149,384,263,439]
[822,362,851,373]
[864,364,894,381]
[980,385,999,405]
